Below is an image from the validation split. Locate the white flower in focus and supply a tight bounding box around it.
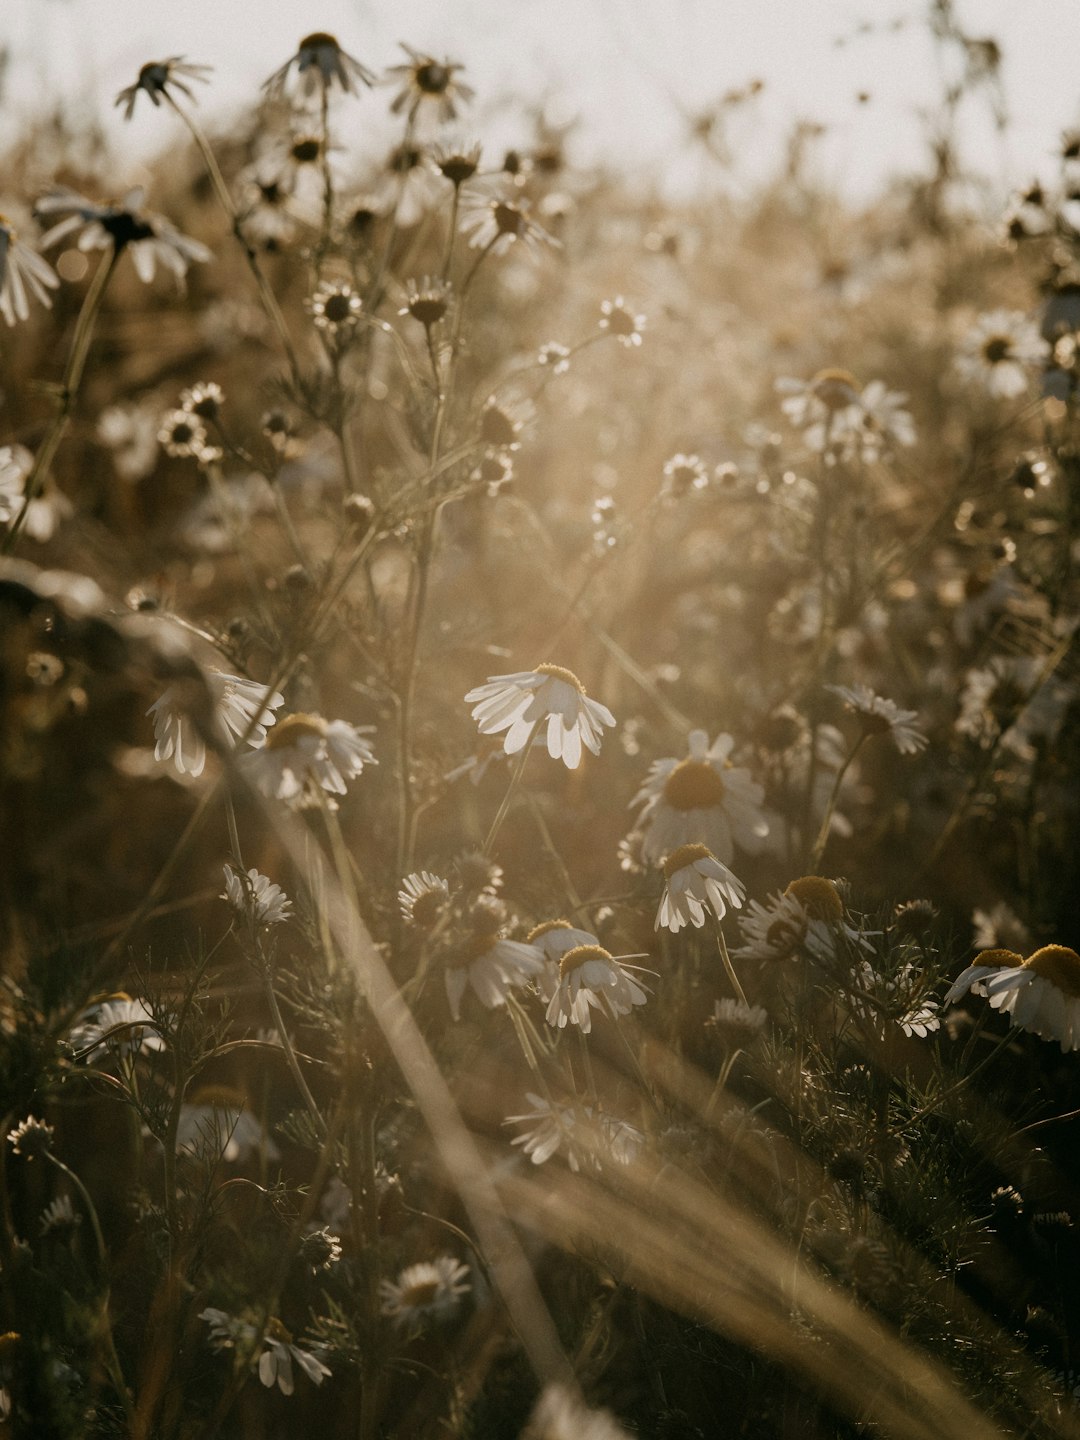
[37,187,212,289]
[148,670,284,778]
[263,31,375,97]
[398,871,450,928]
[526,920,600,1001]
[222,865,292,927]
[69,997,165,1058]
[379,1257,470,1333]
[523,1383,633,1440]
[599,296,645,347]
[465,664,615,770]
[944,946,1080,1052]
[632,729,769,866]
[0,214,59,327]
[200,1309,330,1394]
[444,935,544,1021]
[656,842,745,933]
[545,945,650,1034]
[240,713,376,803]
[827,684,927,754]
[956,310,1049,399]
[115,57,212,119]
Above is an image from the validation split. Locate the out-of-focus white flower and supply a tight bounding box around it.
[97,403,160,481]
[40,1195,81,1237]
[733,876,865,964]
[599,296,646,347]
[538,341,571,374]
[827,684,927,754]
[858,379,916,458]
[523,1383,634,1440]
[263,32,375,97]
[632,729,769,867]
[398,871,450,928]
[37,187,212,289]
[148,670,284,778]
[444,935,544,1021]
[69,996,165,1058]
[200,1308,330,1393]
[176,1089,280,1164]
[379,1257,470,1332]
[240,713,376,803]
[465,664,615,770]
[308,279,363,334]
[115,57,212,119]
[506,1093,644,1171]
[386,44,474,122]
[222,865,292,927]
[0,447,27,523]
[545,945,650,1034]
[955,310,1049,399]
[0,214,59,326]
[945,946,1080,1052]
[656,842,745,933]
[711,997,769,1036]
[460,188,557,256]
[662,453,709,498]
[972,902,1030,955]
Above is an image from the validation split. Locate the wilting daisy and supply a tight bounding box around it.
[656,843,745,933]
[222,865,292,927]
[37,187,212,288]
[200,1309,330,1394]
[240,713,376,803]
[114,57,212,119]
[69,996,165,1058]
[465,664,615,770]
[444,934,544,1021]
[398,871,450,928]
[0,215,59,327]
[386,45,474,123]
[599,296,646,348]
[632,729,769,867]
[148,669,284,778]
[733,876,863,964]
[827,684,927,754]
[955,310,1049,399]
[379,1257,470,1333]
[545,945,650,1034]
[263,32,375,97]
[460,189,557,256]
[945,945,1080,1052]
[526,920,600,1001]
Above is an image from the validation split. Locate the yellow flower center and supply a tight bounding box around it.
[662,842,714,878]
[409,890,445,929]
[265,1317,293,1343]
[265,713,328,750]
[534,663,584,692]
[559,944,612,978]
[450,933,497,969]
[401,1279,440,1307]
[527,919,573,943]
[301,32,339,51]
[765,916,807,953]
[975,948,1023,968]
[783,876,843,922]
[661,759,726,811]
[1022,945,1080,998]
[810,368,860,409]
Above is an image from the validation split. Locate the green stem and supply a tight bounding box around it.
[806,732,866,871]
[714,925,749,1008]
[483,720,542,854]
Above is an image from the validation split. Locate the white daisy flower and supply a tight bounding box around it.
[632,729,769,867]
[40,1194,81,1237]
[222,865,292,927]
[37,187,212,289]
[148,670,284,779]
[945,945,1080,1052]
[200,1309,330,1394]
[176,1088,280,1165]
[308,279,363,334]
[398,871,450,928]
[69,996,165,1058]
[240,713,376,804]
[656,842,745,933]
[386,44,474,123]
[0,447,28,523]
[459,188,557,256]
[732,876,863,963]
[858,379,917,458]
[526,920,600,1001]
[506,1093,643,1171]
[827,684,927,754]
[776,369,863,454]
[444,934,544,1021]
[711,997,769,1036]
[955,310,1049,399]
[599,296,646,347]
[97,402,160,482]
[524,1383,633,1440]
[851,959,941,1037]
[263,31,375,97]
[538,341,571,374]
[114,57,212,119]
[972,904,1030,955]
[662,453,709,498]
[465,664,616,770]
[545,944,650,1034]
[0,214,59,327]
[379,1257,470,1332]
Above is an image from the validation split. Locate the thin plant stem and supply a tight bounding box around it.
[714,925,749,1008]
[806,733,866,871]
[483,721,542,854]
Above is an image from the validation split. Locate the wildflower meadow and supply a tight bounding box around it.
[3,6,1080,1437]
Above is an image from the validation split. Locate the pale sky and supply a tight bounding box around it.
[2,0,1078,199]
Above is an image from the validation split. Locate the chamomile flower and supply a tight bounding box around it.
[69,997,165,1058]
[857,380,917,458]
[444,934,544,1021]
[0,448,27,523]
[399,275,451,328]
[955,310,1049,399]
[465,664,616,770]
[179,381,225,421]
[379,1257,470,1333]
[222,865,292,927]
[240,713,376,804]
[733,877,863,963]
[656,843,745,933]
[177,1087,279,1164]
[6,1116,54,1159]
[200,1309,330,1393]
[430,137,482,187]
[632,729,769,867]
[114,57,212,119]
[827,684,927,754]
[460,189,557,256]
[776,368,863,455]
[478,394,535,450]
[398,871,450,928]
[526,920,600,1001]
[37,187,211,288]
[159,408,210,459]
[507,1092,590,1170]
[711,997,769,1037]
[538,341,571,374]
[599,296,646,347]
[945,945,1080,1051]
[0,215,59,327]
[40,1195,81,1238]
[386,45,474,123]
[308,279,363,334]
[524,1383,633,1440]
[545,945,650,1033]
[147,669,284,778]
[263,32,375,98]
[662,453,709,499]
